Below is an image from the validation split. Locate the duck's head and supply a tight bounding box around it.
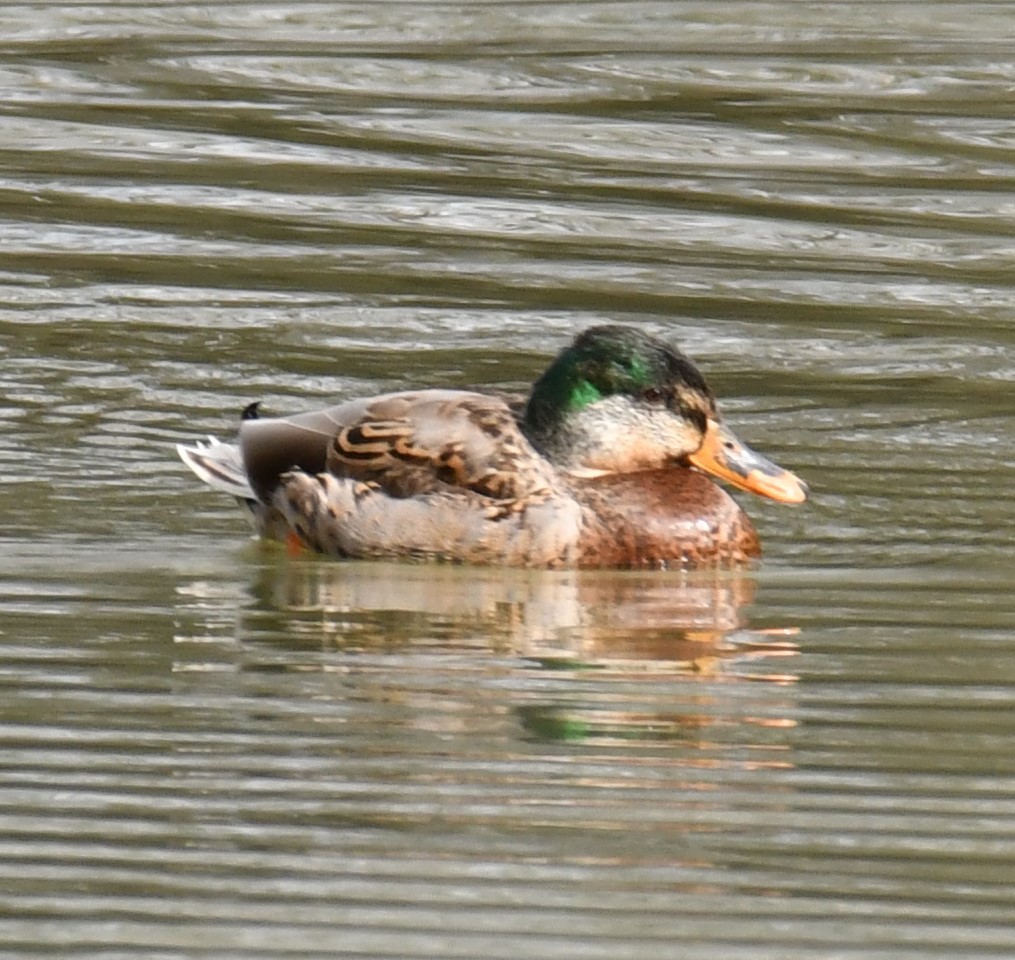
[523,325,807,504]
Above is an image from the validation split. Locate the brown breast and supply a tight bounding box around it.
[571,468,761,569]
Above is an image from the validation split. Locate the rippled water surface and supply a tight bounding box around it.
[2,2,1014,957]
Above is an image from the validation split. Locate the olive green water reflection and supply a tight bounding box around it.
[2,1,1015,957]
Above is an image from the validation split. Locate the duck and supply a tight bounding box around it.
[177,325,806,568]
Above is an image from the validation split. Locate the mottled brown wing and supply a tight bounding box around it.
[325,390,555,501]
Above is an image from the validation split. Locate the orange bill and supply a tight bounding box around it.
[688,418,807,504]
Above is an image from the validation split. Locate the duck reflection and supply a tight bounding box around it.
[239,555,798,671]
[176,555,799,752]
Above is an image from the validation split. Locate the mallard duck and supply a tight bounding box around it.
[178,325,806,568]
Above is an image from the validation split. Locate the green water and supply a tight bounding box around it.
[1,3,1014,957]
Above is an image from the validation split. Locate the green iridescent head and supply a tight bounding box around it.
[522,325,808,504]
[523,325,717,471]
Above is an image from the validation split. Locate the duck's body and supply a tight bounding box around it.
[178,326,805,568]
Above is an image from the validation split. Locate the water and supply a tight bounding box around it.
[2,2,1014,957]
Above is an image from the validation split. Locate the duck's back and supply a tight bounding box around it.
[239,389,556,504]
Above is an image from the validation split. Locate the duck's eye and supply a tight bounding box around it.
[642,387,665,404]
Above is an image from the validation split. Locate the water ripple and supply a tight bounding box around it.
[2,3,1015,958]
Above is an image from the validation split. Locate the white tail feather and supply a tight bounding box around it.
[177,438,255,500]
